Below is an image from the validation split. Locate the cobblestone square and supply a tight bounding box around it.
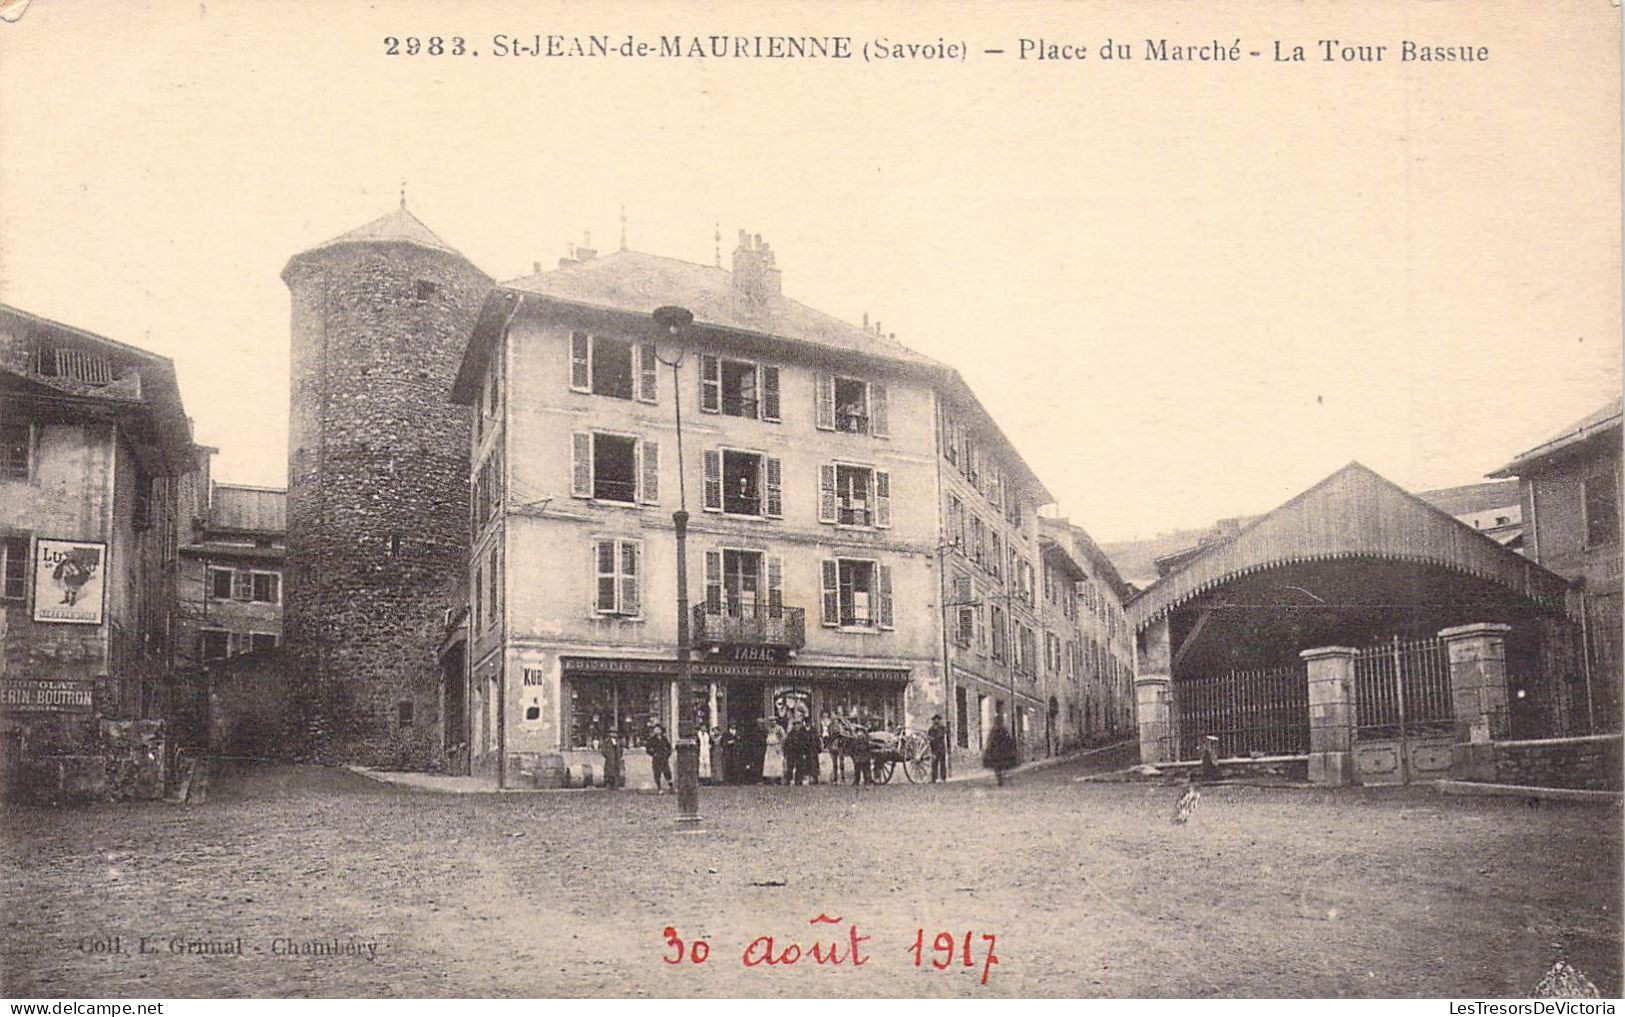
[2,759,1620,998]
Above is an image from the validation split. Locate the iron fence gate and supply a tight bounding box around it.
[1173,662,1309,760]
[1353,636,1454,738]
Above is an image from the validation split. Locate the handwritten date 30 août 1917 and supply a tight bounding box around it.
[663,916,1000,985]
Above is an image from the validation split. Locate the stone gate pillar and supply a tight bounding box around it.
[1441,622,1513,781]
[1135,616,1173,764]
[1301,646,1357,786]
[1135,675,1172,764]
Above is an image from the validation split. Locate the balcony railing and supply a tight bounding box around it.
[723,493,761,516]
[693,600,806,650]
[835,412,869,434]
[837,504,871,526]
[721,395,759,418]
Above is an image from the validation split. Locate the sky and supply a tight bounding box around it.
[0,0,1618,543]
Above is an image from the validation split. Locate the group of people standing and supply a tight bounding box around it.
[698,715,831,785]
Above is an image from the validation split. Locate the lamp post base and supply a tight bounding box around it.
[674,738,702,827]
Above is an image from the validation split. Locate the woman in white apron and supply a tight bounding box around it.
[697,725,713,782]
[762,720,786,784]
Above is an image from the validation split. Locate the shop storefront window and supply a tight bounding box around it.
[820,685,903,728]
[566,677,670,750]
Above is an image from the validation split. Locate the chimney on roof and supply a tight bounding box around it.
[731,229,782,302]
[575,230,597,262]
[532,261,542,275]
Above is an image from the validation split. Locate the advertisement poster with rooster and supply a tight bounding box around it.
[31,539,105,626]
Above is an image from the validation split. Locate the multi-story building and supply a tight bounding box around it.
[177,483,286,668]
[0,303,197,798]
[449,230,1056,783]
[1490,398,1622,732]
[1039,518,1136,752]
[934,395,1055,766]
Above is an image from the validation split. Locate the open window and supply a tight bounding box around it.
[702,448,781,517]
[570,332,658,402]
[815,374,888,436]
[571,432,659,505]
[819,558,893,629]
[819,463,890,527]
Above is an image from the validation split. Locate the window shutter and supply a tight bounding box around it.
[767,555,783,613]
[815,373,835,431]
[700,355,721,413]
[975,605,986,650]
[571,433,592,498]
[595,540,616,612]
[702,449,722,511]
[638,343,659,403]
[871,382,889,437]
[761,366,781,422]
[820,559,839,627]
[764,456,783,517]
[877,564,894,630]
[818,464,837,523]
[640,440,660,505]
[874,470,891,528]
[620,541,640,616]
[704,549,722,612]
[570,332,591,392]
[953,574,971,603]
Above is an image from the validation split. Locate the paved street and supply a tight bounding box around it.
[2,758,1620,998]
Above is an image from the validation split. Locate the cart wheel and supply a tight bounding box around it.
[872,759,895,784]
[904,753,931,784]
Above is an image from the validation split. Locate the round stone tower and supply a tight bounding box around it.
[281,203,490,768]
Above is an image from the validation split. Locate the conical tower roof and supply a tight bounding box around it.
[282,204,468,278]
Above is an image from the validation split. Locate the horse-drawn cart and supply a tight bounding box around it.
[831,719,935,783]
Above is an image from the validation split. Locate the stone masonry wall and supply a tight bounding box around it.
[283,241,490,769]
[1491,735,1623,791]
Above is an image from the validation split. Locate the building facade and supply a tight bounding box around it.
[281,204,491,768]
[177,483,287,669]
[449,231,1061,784]
[1039,518,1136,754]
[0,303,196,799]
[1491,399,1622,733]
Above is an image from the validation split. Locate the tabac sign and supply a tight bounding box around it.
[33,539,105,625]
[1,679,94,714]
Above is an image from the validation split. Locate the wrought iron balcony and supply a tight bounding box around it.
[692,600,806,650]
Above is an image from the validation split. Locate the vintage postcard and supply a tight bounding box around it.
[0,0,1620,1003]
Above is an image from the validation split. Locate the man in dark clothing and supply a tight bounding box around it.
[798,720,822,784]
[601,732,624,789]
[849,722,873,786]
[927,714,948,783]
[646,724,673,793]
[982,720,1018,786]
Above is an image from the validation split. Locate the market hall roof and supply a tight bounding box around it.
[1126,461,1573,628]
[1489,397,1623,478]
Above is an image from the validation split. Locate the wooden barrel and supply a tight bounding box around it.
[535,753,567,789]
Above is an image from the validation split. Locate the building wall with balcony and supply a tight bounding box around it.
[470,309,947,774]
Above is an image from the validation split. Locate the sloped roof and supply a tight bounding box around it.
[1414,479,1521,517]
[501,249,943,369]
[211,484,286,534]
[282,205,464,275]
[0,303,194,474]
[1490,397,1623,478]
[1127,462,1572,627]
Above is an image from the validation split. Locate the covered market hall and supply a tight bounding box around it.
[1128,463,1583,785]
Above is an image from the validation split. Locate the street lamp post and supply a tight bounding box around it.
[653,305,701,828]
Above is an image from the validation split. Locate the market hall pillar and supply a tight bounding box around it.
[1135,616,1173,764]
[1301,645,1357,786]
[1441,622,1513,782]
